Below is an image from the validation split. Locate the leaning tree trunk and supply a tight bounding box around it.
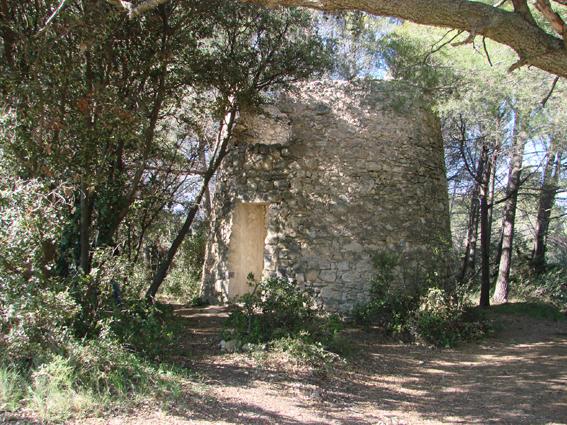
[531,149,562,274]
[145,107,237,302]
[493,118,527,304]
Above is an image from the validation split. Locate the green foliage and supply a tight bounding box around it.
[269,333,343,365]
[223,275,347,360]
[511,267,567,311]
[354,254,491,347]
[27,355,94,421]
[316,11,391,79]
[162,222,207,302]
[0,366,24,412]
[2,338,186,421]
[490,302,564,321]
[0,176,79,363]
[66,338,184,400]
[98,301,176,358]
[352,252,422,335]
[224,275,316,343]
[412,288,491,347]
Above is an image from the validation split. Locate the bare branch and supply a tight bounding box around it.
[422,29,463,63]
[541,75,560,106]
[452,32,476,47]
[37,0,68,34]
[482,36,494,66]
[535,0,567,42]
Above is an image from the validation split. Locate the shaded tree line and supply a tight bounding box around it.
[0,0,332,349]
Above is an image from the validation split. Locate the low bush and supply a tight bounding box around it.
[490,301,565,321]
[411,287,491,347]
[223,275,347,360]
[353,255,491,347]
[99,301,176,358]
[352,253,422,336]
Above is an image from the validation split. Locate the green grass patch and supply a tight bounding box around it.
[0,366,24,412]
[1,339,191,422]
[490,302,565,321]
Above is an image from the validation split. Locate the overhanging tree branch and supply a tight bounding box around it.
[535,0,567,42]
[108,0,567,79]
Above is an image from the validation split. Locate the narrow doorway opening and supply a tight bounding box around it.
[227,202,267,298]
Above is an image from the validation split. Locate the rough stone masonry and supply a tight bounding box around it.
[201,80,451,312]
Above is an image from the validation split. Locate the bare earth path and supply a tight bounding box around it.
[83,305,567,425]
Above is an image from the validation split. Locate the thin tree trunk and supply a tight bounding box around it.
[199,138,213,216]
[478,144,492,307]
[145,107,237,301]
[79,178,92,274]
[487,148,498,239]
[531,148,562,273]
[459,151,484,283]
[493,116,527,304]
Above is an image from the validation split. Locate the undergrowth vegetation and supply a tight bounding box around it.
[223,275,348,364]
[1,339,186,421]
[223,256,493,363]
[511,265,567,312]
[353,253,492,347]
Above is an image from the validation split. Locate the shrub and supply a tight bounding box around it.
[96,300,175,358]
[223,275,347,359]
[1,338,187,421]
[352,253,422,336]
[354,254,491,347]
[224,275,317,343]
[0,177,80,363]
[28,354,95,421]
[269,333,343,365]
[411,287,491,347]
[67,338,183,399]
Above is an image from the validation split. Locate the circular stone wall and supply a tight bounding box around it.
[201,80,451,312]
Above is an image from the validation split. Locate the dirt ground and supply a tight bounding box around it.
[6,305,565,425]
[71,304,567,425]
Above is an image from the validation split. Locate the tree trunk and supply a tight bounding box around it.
[145,107,237,301]
[79,178,93,274]
[531,149,562,274]
[486,148,498,240]
[199,138,213,216]
[493,116,527,304]
[459,149,484,283]
[478,144,492,307]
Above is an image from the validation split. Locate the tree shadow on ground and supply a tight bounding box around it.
[164,305,567,425]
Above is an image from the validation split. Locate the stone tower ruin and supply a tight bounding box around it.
[200,80,451,312]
